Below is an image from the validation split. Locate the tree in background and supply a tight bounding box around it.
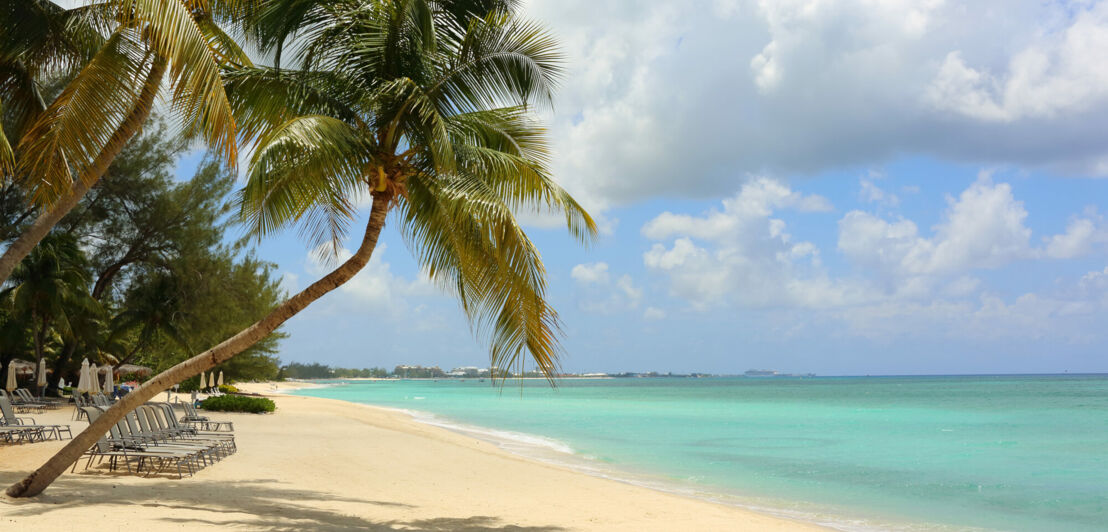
[0,115,287,391]
[0,0,246,288]
[0,233,99,393]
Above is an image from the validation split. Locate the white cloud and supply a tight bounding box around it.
[570,264,643,314]
[571,262,610,284]
[642,174,1108,343]
[521,0,1108,213]
[642,177,856,310]
[643,306,667,320]
[926,4,1108,122]
[840,176,1108,275]
[859,173,899,206]
[1043,215,1108,259]
[839,175,1034,276]
[279,272,299,296]
[305,243,432,313]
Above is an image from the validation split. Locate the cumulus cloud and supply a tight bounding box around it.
[571,262,611,284]
[926,4,1108,122]
[570,263,643,313]
[838,175,1034,276]
[840,176,1108,275]
[522,0,1108,212]
[305,243,432,313]
[642,177,856,310]
[641,174,1108,342]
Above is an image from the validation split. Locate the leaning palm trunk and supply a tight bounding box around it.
[0,59,167,287]
[6,195,390,498]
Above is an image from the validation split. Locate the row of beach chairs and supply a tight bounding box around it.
[75,403,236,478]
[0,396,73,443]
[0,388,66,413]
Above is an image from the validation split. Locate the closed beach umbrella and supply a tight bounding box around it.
[103,365,114,394]
[217,371,224,387]
[37,358,47,388]
[76,359,90,394]
[89,364,98,393]
[5,360,16,391]
[208,372,215,389]
[199,370,205,390]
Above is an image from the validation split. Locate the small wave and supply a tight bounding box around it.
[323,399,972,532]
[403,409,575,455]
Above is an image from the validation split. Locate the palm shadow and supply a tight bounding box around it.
[0,472,564,531]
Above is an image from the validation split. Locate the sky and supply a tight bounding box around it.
[171,0,1108,375]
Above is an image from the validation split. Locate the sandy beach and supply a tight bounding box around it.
[1,383,824,531]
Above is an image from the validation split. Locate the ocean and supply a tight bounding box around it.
[292,375,1108,531]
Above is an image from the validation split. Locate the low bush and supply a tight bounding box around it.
[217,384,239,394]
[199,395,275,413]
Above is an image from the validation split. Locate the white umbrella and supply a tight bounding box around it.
[103,365,114,395]
[208,372,215,389]
[5,360,16,392]
[88,364,98,394]
[199,370,205,391]
[76,358,90,394]
[217,371,224,387]
[36,358,47,390]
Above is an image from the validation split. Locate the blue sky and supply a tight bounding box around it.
[177,1,1108,375]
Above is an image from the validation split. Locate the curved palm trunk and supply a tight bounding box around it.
[0,58,167,287]
[6,194,391,498]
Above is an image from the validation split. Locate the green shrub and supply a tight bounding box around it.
[199,395,275,413]
[217,384,239,394]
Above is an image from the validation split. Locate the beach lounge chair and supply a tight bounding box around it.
[147,403,236,453]
[0,425,46,444]
[181,402,234,432]
[1,389,45,414]
[0,397,72,440]
[16,388,61,410]
[76,407,200,478]
[128,410,225,459]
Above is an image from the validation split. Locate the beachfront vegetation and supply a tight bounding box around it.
[200,395,275,414]
[279,362,390,380]
[0,118,285,393]
[7,0,592,498]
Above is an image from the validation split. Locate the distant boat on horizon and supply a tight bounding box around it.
[744,369,778,377]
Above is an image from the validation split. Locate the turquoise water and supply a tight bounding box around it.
[294,375,1108,531]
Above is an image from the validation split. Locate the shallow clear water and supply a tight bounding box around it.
[293,375,1108,531]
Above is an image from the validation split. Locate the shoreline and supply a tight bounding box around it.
[1,381,826,531]
[281,381,923,532]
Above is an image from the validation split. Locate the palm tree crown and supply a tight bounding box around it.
[230,0,595,378]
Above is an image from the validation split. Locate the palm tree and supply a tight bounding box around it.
[7,0,593,497]
[0,0,249,287]
[0,233,98,395]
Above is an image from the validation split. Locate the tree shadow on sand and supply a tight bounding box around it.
[0,473,564,531]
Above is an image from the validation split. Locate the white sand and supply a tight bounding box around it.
[1,383,825,531]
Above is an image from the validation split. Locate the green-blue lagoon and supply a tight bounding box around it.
[294,375,1108,531]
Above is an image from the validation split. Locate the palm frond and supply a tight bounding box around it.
[15,30,149,205]
[431,11,562,114]
[0,100,13,176]
[446,107,595,243]
[239,114,375,251]
[399,171,563,381]
[117,0,239,163]
[224,67,366,144]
